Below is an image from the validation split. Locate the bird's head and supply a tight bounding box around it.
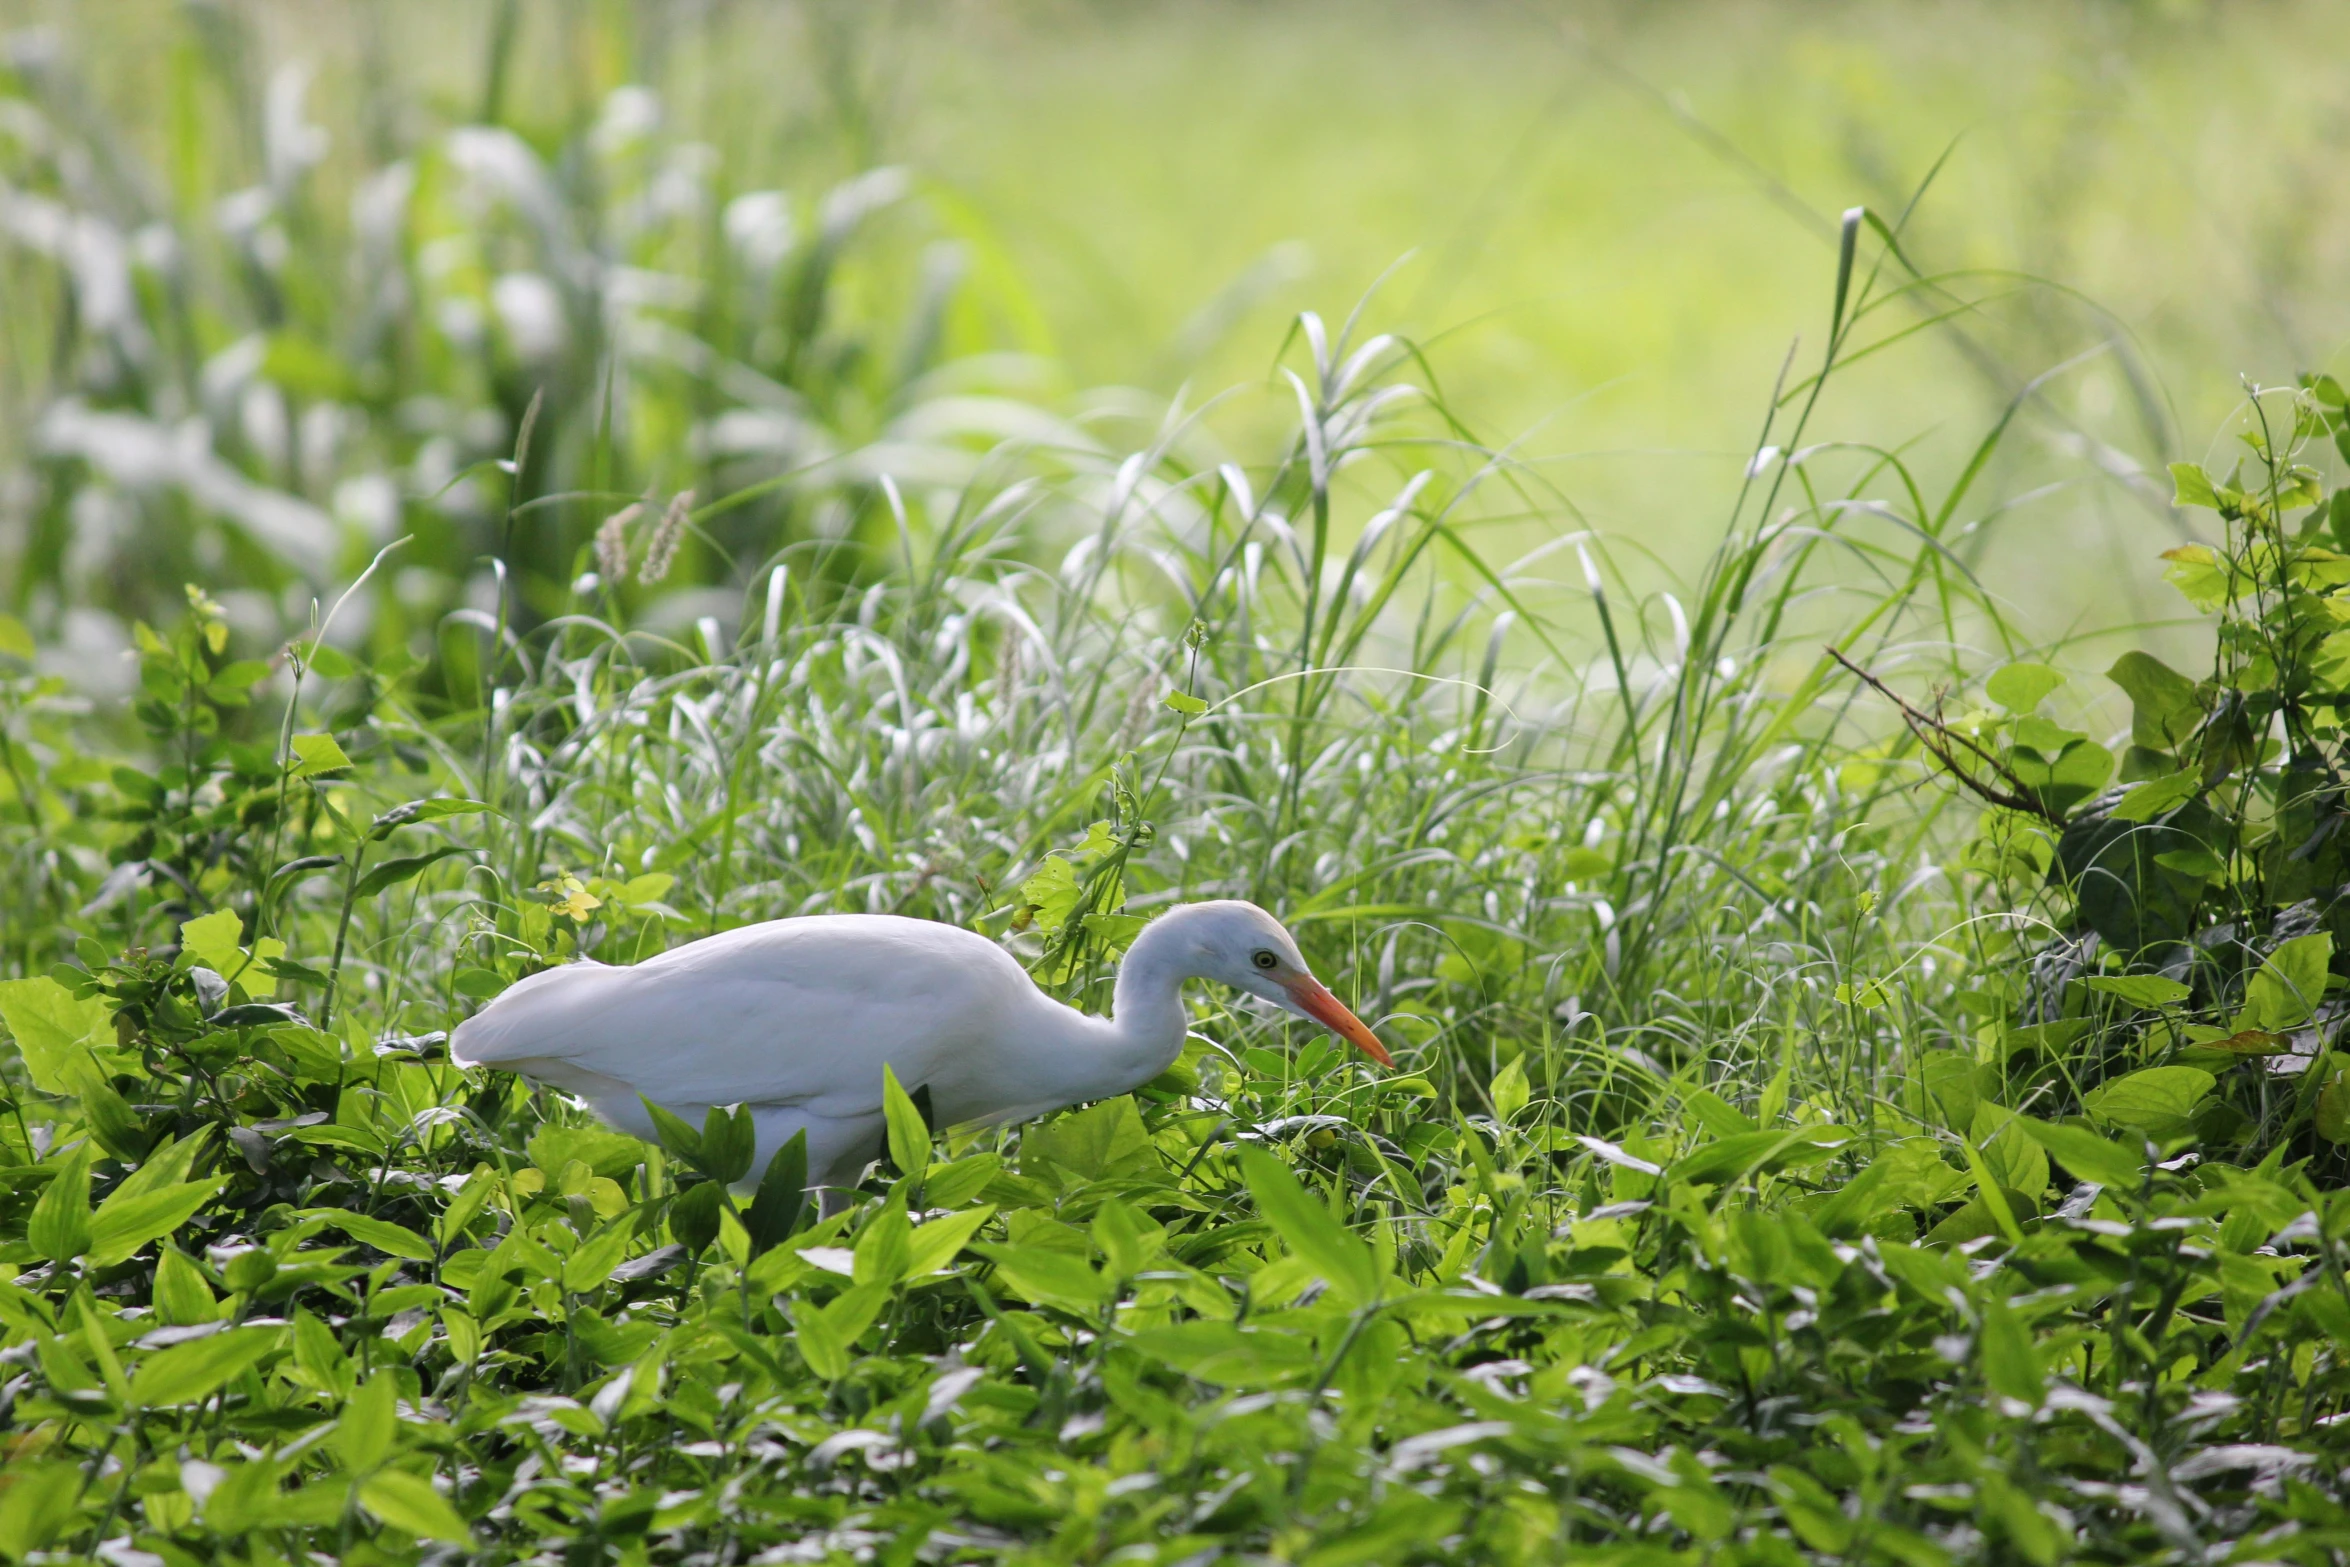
[1159,900,1394,1068]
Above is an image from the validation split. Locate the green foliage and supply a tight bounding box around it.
[7,961,2350,1564]
[6,23,2350,1557]
[1878,378,2350,1172]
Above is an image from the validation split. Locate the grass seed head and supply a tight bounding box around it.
[641,490,694,584]
[594,501,645,584]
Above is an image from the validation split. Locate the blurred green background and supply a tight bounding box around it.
[4,0,2346,681]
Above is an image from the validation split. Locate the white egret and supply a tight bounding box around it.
[450,900,1390,1193]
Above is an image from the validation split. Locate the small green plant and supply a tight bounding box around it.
[7,102,2350,1562]
[1850,376,2350,1163]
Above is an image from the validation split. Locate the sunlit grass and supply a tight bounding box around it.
[5,7,2350,1563]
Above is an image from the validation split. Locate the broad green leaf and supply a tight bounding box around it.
[2160,544,2231,611]
[924,1152,1003,1209]
[1971,1103,2049,1199]
[618,871,675,904]
[1683,1087,1756,1138]
[881,1064,931,1183]
[572,1311,657,1367]
[2084,975,2192,1009]
[2169,461,2221,510]
[453,966,506,1000]
[0,976,111,1095]
[561,1222,636,1293]
[338,1371,399,1471]
[1980,1296,2046,1405]
[98,1126,207,1209]
[1667,1127,1851,1189]
[28,1145,92,1262]
[1871,1137,1973,1210]
[1127,1320,1317,1387]
[354,845,469,899]
[745,1129,809,1258]
[2314,628,2350,692]
[1770,1465,1855,1554]
[971,1244,1111,1315]
[153,1247,220,1326]
[435,1171,497,1246]
[358,1470,470,1543]
[2016,1116,2145,1188]
[369,797,495,838]
[64,1057,150,1161]
[1163,689,1208,717]
[1090,1198,1154,1278]
[89,1175,225,1266]
[2193,1029,2290,1057]
[527,1125,647,1182]
[791,1301,853,1381]
[2010,716,2075,755]
[1999,1020,2094,1061]
[2009,736,2112,815]
[442,1309,482,1366]
[793,1282,889,1380]
[700,1103,756,1186]
[131,1325,281,1408]
[1920,1051,1979,1132]
[204,659,272,701]
[0,614,33,661]
[2082,1066,2214,1133]
[1080,911,1148,950]
[2241,932,2332,1033]
[852,1198,915,1288]
[300,640,359,679]
[0,1461,79,1559]
[307,1211,435,1262]
[642,1098,705,1167]
[288,733,354,778]
[1810,1159,1898,1238]
[2110,771,2199,823]
[1020,1095,1158,1182]
[669,1182,724,1254]
[33,1331,101,1401]
[906,1205,995,1277]
[1559,846,1612,881]
[1985,662,2063,712]
[68,1290,129,1403]
[292,1309,355,1398]
[178,909,246,975]
[2317,1075,2350,1145]
[1489,1056,1531,1121]
[2107,651,2203,752]
[1923,1186,2039,1248]
[1236,1145,1379,1306]
[286,1123,382,1156]
[1017,856,1083,930]
[201,1460,284,1534]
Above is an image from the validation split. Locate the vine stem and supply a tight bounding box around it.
[1825,646,2065,826]
[317,839,372,1030]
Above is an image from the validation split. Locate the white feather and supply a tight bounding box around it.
[450,901,1387,1194]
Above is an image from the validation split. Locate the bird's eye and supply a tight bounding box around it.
[1251,949,1278,970]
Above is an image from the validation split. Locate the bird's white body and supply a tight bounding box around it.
[450,901,1386,1194]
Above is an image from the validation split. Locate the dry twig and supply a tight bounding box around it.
[1825,646,2066,826]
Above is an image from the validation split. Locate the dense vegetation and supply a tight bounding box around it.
[9,9,2350,1567]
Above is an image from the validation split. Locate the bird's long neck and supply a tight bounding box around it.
[1032,917,1195,1105]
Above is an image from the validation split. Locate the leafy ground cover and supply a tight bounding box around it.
[9,12,2350,1567]
[7,250,2350,1562]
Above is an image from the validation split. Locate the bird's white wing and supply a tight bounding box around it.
[450,915,1038,1114]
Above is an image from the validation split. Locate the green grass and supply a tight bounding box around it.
[6,5,2350,1565]
[11,0,2350,645]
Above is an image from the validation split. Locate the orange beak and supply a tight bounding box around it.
[1283,977,1394,1068]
